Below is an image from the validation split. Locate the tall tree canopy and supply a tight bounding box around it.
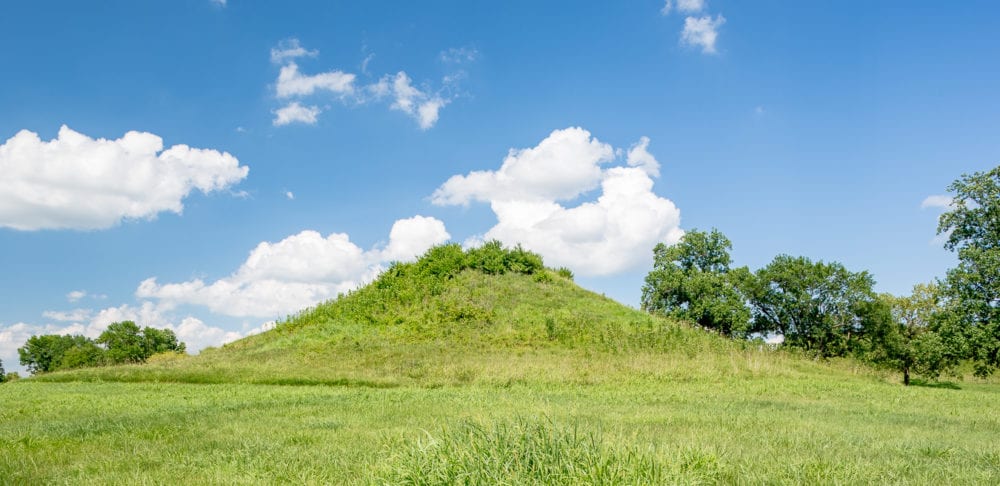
[641,229,752,337]
[938,165,1000,376]
[746,255,876,357]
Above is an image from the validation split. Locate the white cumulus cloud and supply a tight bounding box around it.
[432,128,683,276]
[137,216,450,318]
[681,15,726,54]
[0,126,248,231]
[273,102,321,126]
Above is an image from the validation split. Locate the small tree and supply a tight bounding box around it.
[861,284,960,385]
[0,358,5,383]
[142,327,186,356]
[641,229,752,337]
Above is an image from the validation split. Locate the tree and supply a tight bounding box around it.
[936,165,1000,376]
[861,284,960,385]
[641,229,752,337]
[0,358,5,383]
[97,321,147,364]
[18,334,100,373]
[142,326,186,356]
[746,255,876,357]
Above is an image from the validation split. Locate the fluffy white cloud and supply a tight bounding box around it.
[432,127,614,206]
[626,136,661,178]
[662,0,706,15]
[0,126,248,231]
[681,15,726,54]
[273,102,321,126]
[270,38,318,64]
[137,216,450,318]
[921,194,954,210]
[276,63,355,98]
[389,72,448,130]
[432,128,684,276]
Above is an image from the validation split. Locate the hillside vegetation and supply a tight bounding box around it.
[39,242,805,387]
[6,242,999,484]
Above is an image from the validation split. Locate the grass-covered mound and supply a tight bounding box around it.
[40,242,822,386]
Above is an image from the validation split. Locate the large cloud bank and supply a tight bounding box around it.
[137,216,450,318]
[432,127,683,276]
[0,125,248,230]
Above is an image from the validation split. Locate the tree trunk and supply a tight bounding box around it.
[903,367,910,386]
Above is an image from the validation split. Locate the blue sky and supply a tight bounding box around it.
[2,0,998,372]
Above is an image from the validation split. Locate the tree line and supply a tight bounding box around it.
[642,165,1000,385]
[15,321,185,375]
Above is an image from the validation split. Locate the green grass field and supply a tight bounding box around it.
[2,264,999,484]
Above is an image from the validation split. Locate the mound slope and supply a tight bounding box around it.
[40,243,809,385]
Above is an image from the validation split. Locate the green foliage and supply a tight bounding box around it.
[642,229,752,337]
[17,322,186,374]
[857,285,961,385]
[937,165,1000,376]
[97,321,185,365]
[0,359,4,383]
[142,327,186,356]
[746,255,876,357]
[378,419,666,485]
[57,339,106,370]
[18,334,104,374]
[556,267,574,280]
[2,372,18,382]
[97,321,146,364]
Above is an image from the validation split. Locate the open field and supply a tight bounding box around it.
[3,356,999,484]
[4,266,999,484]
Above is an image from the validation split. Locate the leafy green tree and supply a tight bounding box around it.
[641,229,752,337]
[861,284,960,385]
[58,339,107,370]
[0,358,5,383]
[18,334,99,373]
[142,326,186,356]
[97,321,147,364]
[746,255,876,357]
[937,165,1000,376]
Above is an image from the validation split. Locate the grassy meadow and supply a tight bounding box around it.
[2,262,999,484]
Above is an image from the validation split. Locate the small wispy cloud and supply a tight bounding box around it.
[681,15,726,54]
[268,39,467,130]
[272,102,321,126]
[270,38,318,64]
[921,194,954,210]
[440,46,479,64]
[662,0,706,15]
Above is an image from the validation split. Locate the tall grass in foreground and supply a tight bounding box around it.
[378,419,666,485]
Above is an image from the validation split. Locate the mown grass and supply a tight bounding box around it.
[6,258,1000,483]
